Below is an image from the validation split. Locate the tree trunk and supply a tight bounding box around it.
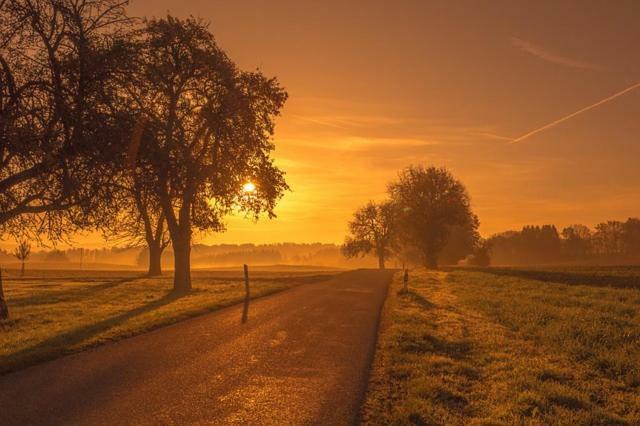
[172,227,191,293]
[20,261,24,277]
[378,254,385,269]
[0,269,8,320]
[147,243,162,277]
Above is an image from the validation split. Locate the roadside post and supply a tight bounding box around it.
[242,264,250,323]
[243,264,250,299]
[0,267,8,319]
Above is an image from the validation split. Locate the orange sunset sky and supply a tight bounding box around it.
[38,1,640,246]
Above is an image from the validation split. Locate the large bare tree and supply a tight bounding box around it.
[122,17,288,291]
[0,0,131,241]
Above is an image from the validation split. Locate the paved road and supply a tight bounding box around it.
[0,269,394,425]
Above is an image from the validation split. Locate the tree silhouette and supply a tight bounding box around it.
[561,224,592,260]
[389,166,477,269]
[621,218,640,258]
[103,164,170,276]
[0,0,132,241]
[342,201,395,269]
[593,221,624,256]
[13,240,30,276]
[121,17,288,291]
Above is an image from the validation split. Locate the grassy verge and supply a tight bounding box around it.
[361,269,640,425]
[0,268,336,374]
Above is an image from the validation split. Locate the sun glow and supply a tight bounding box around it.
[242,182,256,193]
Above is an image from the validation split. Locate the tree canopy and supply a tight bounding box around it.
[388,165,478,268]
[0,0,132,241]
[121,17,289,291]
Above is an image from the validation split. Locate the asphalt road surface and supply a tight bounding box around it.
[0,269,394,425]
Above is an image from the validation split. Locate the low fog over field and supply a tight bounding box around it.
[0,243,379,271]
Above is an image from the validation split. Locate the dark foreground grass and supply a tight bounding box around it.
[0,268,336,375]
[362,269,640,425]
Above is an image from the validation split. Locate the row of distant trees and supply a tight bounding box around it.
[489,219,640,265]
[0,1,288,294]
[342,165,486,269]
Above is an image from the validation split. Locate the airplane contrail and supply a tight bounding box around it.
[510,81,640,143]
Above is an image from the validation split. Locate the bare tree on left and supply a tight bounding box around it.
[0,0,132,242]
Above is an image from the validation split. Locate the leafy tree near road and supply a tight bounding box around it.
[13,240,30,276]
[121,17,288,291]
[389,166,477,269]
[0,0,133,241]
[342,201,396,269]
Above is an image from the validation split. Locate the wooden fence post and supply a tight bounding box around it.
[0,267,8,319]
[242,264,250,323]
[243,264,250,299]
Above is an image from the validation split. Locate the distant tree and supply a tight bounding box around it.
[0,0,133,241]
[621,218,640,258]
[13,240,30,276]
[561,224,592,260]
[389,166,477,269]
[593,221,624,256]
[342,201,396,269]
[520,225,562,263]
[104,171,170,276]
[120,17,288,291]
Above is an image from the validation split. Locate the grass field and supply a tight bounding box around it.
[0,267,337,375]
[362,268,640,425]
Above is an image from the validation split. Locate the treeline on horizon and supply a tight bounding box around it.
[488,218,640,266]
[5,217,640,270]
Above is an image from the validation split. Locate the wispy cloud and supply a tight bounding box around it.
[291,114,404,129]
[511,37,601,70]
[510,81,640,143]
[279,136,439,151]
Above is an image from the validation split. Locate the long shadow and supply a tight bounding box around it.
[399,289,436,310]
[1,290,184,374]
[10,276,145,307]
[399,332,472,360]
[464,267,640,289]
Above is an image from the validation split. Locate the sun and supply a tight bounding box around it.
[242,182,256,193]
